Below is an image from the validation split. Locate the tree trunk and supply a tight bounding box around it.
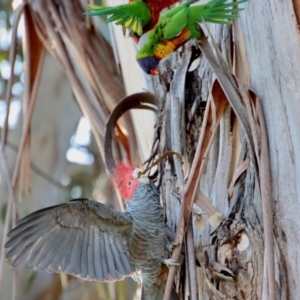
[112,1,299,299]
[237,1,300,298]
[2,0,299,299]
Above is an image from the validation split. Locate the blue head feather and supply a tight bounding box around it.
[136,56,159,74]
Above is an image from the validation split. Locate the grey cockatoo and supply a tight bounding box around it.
[5,164,179,300]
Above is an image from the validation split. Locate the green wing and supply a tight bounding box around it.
[190,0,247,25]
[160,5,189,40]
[86,2,151,36]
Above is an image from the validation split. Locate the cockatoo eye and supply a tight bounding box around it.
[128,181,132,186]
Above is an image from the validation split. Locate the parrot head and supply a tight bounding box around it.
[136,56,159,76]
[113,163,149,200]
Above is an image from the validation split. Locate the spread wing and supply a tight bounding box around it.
[160,6,188,40]
[5,198,135,282]
[86,3,151,36]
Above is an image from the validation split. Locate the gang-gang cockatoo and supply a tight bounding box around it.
[5,164,179,300]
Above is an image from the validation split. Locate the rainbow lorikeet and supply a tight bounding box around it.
[136,0,247,75]
[86,0,180,42]
[5,164,179,300]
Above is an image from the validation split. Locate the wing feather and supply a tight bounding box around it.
[104,233,117,279]
[68,228,84,276]
[99,232,108,279]
[60,228,77,271]
[5,199,134,281]
[93,226,103,280]
[79,228,89,278]
[114,239,134,274]
[47,228,71,273]
[6,219,56,252]
[163,7,188,40]
[25,234,52,270]
[11,242,36,268]
[35,227,63,270]
[110,238,128,276]
[87,227,95,280]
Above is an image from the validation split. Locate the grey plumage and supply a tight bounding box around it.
[5,182,179,299]
[6,198,135,281]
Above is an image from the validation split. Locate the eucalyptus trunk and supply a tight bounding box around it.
[1,1,299,299]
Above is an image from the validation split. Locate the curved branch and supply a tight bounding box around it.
[104,92,158,175]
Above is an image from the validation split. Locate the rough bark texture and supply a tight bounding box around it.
[114,0,299,298]
[239,3,300,297]
[2,0,298,299]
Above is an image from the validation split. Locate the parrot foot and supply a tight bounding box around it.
[163,258,180,267]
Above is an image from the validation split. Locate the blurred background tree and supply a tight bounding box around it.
[0,0,138,299]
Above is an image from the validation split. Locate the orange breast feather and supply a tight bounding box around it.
[154,28,191,60]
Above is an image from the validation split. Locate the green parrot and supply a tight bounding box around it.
[136,0,247,75]
[86,0,181,41]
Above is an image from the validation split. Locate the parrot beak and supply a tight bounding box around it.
[133,36,140,44]
[150,68,159,76]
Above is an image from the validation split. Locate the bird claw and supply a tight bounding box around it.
[163,258,180,267]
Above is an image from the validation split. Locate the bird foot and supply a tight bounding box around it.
[163,258,180,267]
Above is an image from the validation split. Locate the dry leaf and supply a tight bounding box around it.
[193,190,219,217]
[207,212,224,229]
[194,215,206,231]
